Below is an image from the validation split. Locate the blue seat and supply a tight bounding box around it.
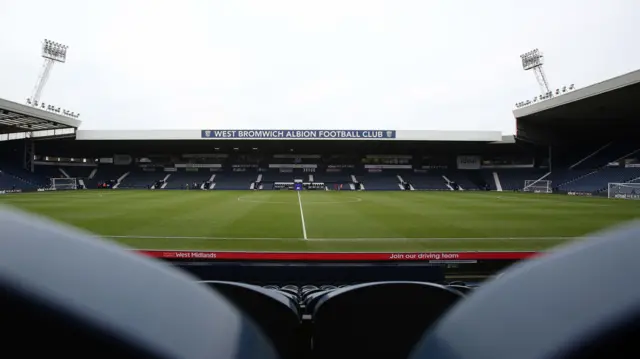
[410,221,640,359]
[311,281,463,359]
[0,207,279,359]
[446,285,472,295]
[202,281,302,359]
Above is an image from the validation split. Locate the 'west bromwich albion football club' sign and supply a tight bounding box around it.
[201,129,396,139]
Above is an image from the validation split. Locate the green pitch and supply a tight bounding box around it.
[1,190,638,252]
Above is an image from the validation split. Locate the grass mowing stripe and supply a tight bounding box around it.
[2,190,637,251]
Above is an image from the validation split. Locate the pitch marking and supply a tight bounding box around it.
[102,235,574,241]
[237,195,363,204]
[297,191,308,240]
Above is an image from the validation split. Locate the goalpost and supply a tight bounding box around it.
[522,179,552,193]
[608,183,640,200]
[51,177,78,190]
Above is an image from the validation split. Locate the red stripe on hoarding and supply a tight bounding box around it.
[135,250,539,261]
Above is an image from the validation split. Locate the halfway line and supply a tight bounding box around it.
[297,191,308,239]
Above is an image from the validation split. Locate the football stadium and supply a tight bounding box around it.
[2,17,640,358]
[2,70,640,257]
[2,68,640,358]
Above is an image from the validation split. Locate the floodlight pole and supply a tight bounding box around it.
[520,49,551,96]
[31,39,68,104]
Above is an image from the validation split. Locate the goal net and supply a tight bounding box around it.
[51,177,78,190]
[522,179,552,193]
[608,183,640,200]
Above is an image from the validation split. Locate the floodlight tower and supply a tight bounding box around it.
[520,49,551,96]
[30,39,68,104]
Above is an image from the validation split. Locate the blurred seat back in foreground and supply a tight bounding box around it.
[410,222,640,359]
[312,281,463,359]
[0,207,279,359]
[202,281,302,359]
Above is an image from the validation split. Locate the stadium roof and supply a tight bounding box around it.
[0,97,81,141]
[76,129,506,142]
[513,68,640,124]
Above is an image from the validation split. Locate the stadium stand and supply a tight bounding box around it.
[356,171,403,190]
[118,169,166,189]
[61,165,95,179]
[559,166,640,193]
[0,169,28,190]
[34,164,68,183]
[404,171,450,190]
[443,171,477,190]
[1,66,637,194]
[312,170,352,185]
[163,169,212,189]
[261,170,302,183]
[0,163,46,189]
[494,168,547,191]
[569,142,639,170]
[86,165,127,188]
[214,170,258,190]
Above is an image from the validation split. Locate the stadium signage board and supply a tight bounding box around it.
[201,129,396,140]
[175,163,222,168]
[457,155,481,170]
[614,194,640,199]
[269,164,318,169]
[136,250,539,261]
[567,191,593,197]
[0,189,22,194]
[420,165,448,169]
[364,164,412,169]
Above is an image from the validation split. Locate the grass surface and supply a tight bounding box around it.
[1,190,639,252]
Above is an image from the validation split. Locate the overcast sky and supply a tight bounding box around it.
[1,0,639,134]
